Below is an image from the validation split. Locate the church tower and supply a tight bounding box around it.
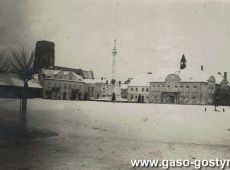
[180,54,186,70]
[34,40,55,73]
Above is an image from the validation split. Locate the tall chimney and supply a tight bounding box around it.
[224,72,227,80]
[201,65,204,71]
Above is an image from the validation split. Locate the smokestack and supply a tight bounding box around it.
[201,65,204,71]
[224,72,227,80]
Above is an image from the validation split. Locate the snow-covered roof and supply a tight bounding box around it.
[68,72,83,81]
[0,74,43,88]
[129,73,154,86]
[41,69,83,81]
[41,69,61,76]
[129,67,227,86]
[178,68,211,82]
[121,84,128,89]
[150,67,226,83]
[83,79,106,84]
[151,68,177,82]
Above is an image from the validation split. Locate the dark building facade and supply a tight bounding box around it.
[34,40,55,73]
[0,74,43,98]
[0,85,43,98]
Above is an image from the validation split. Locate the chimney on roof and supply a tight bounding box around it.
[201,65,204,71]
[224,72,227,80]
[220,72,228,90]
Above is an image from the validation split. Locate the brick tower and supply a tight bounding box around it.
[34,40,55,73]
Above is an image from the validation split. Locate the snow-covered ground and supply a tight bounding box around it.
[0,99,230,170]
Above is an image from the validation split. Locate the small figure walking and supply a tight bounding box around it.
[111,92,116,103]
[205,107,207,112]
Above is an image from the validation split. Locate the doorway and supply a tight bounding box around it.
[165,95,176,104]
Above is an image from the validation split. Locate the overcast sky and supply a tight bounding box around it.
[0,0,230,80]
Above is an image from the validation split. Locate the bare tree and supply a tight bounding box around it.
[8,48,35,129]
[0,53,7,73]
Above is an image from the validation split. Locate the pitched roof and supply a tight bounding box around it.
[82,79,106,84]
[129,73,154,86]
[53,66,94,79]
[129,67,227,86]
[0,74,42,88]
[41,69,83,81]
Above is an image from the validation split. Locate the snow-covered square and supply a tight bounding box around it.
[0,99,230,170]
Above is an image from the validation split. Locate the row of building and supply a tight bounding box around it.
[127,67,230,105]
[1,65,228,106]
[0,40,229,105]
[0,40,124,101]
[39,68,122,101]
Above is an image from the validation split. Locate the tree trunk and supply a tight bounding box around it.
[21,80,28,129]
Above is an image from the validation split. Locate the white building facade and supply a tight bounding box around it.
[43,78,85,100]
[127,73,152,103]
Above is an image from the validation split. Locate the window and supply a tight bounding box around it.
[157,85,160,91]
[131,94,133,100]
[146,88,149,92]
[209,87,214,93]
[180,86,184,92]
[142,88,144,92]
[193,86,197,92]
[64,84,67,89]
[136,88,138,92]
[92,87,94,92]
[192,96,196,104]
[186,86,190,92]
[167,85,170,91]
[175,86,178,91]
[131,88,133,91]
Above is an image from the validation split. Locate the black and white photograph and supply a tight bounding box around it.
[0,0,230,169]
